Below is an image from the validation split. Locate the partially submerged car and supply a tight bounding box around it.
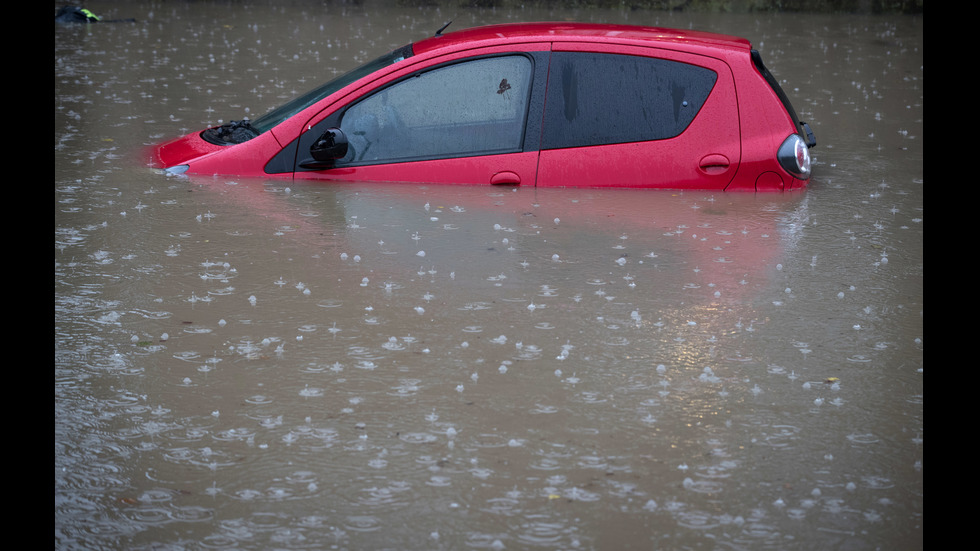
[152,22,815,190]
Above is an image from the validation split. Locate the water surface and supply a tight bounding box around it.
[55,2,923,549]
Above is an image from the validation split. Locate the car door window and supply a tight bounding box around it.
[337,55,533,165]
[541,52,717,150]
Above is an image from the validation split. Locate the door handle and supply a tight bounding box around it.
[698,154,730,176]
[490,171,521,185]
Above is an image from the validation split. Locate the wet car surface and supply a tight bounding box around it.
[152,22,815,190]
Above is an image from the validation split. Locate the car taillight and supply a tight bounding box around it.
[777,133,811,179]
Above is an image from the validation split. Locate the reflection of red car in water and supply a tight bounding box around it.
[189,178,800,315]
[152,22,814,191]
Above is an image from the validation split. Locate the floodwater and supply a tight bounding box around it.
[55,2,923,550]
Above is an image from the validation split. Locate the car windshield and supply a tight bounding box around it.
[249,44,414,134]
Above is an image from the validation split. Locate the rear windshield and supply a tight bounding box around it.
[249,44,413,134]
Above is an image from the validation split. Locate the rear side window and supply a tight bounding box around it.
[542,52,717,149]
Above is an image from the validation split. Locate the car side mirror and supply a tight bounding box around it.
[299,128,348,169]
[311,128,348,161]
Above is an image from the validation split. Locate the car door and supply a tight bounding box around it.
[292,52,546,186]
[535,44,741,189]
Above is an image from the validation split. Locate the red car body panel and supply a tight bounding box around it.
[150,23,812,191]
[724,48,805,191]
[535,42,740,189]
[277,42,551,186]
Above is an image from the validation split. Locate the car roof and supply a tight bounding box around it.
[411,22,752,57]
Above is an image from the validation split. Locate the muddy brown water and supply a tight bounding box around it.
[55,2,922,549]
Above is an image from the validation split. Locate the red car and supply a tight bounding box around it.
[152,22,815,191]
